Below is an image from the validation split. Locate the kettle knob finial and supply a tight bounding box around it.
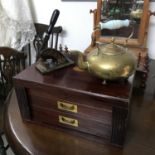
[111,37,115,44]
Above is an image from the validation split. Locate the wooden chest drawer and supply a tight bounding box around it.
[27,88,112,125]
[31,106,112,139]
[14,65,133,146]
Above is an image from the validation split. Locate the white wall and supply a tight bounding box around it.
[147,2,155,59]
[30,0,96,52]
[30,0,155,59]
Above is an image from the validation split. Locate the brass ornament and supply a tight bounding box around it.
[75,41,137,81]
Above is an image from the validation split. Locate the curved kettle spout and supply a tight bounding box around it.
[70,50,88,70]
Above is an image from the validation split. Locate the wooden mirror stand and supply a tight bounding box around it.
[85,0,154,88]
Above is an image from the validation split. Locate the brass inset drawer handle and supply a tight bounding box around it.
[59,115,78,127]
[57,101,77,113]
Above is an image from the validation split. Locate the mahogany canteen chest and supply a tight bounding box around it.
[13,65,133,147]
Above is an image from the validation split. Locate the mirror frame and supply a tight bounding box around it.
[94,0,150,47]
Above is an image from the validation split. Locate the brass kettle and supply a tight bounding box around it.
[74,41,137,81]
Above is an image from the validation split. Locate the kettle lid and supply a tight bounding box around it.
[97,42,126,56]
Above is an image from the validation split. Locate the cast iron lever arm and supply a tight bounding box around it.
[40,9,60,52]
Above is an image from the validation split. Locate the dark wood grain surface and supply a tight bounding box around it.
[14,64,133,106]
[4,59,155,155]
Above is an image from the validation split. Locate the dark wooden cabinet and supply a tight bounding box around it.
[13,65,134,146]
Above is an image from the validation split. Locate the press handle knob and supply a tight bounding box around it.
[48,9,60,34]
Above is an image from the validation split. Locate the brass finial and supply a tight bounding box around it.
[111,37,115,44]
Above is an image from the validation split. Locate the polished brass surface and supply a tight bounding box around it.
[59,115,78,127]
[76,42,137,81]
[57,101,78,113]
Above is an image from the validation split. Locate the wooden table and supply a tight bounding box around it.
[4,60,155,155]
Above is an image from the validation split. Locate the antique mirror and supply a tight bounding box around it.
[94,0,149,46]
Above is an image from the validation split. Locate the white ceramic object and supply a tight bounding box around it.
[100,19,130,30]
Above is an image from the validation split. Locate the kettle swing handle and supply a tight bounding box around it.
[124,27,134,46]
